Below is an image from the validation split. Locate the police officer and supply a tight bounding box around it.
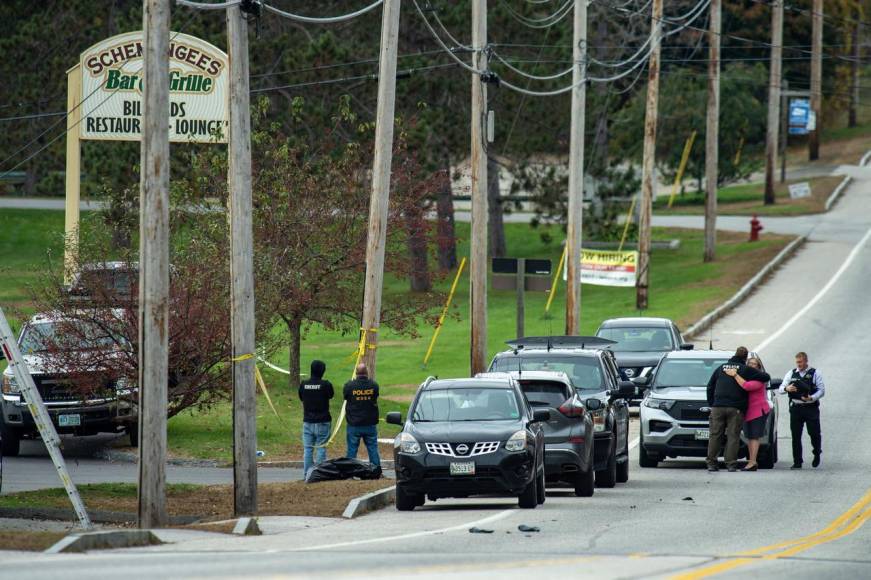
[298,360,334,478]
[780,351,825,469]
[343,363,381,468]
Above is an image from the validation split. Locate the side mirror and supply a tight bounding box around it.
[385,411,403,425]
[767,378,783,391]
[680,343,695,351]
[585,398,603,412]
[532,409,551,423]
[616,380,637,398]
[631,376,650,387]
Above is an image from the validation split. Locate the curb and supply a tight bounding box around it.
[0,506,197,526]
[45,530,162,554]
[257,459,395,469]
[342,485,396,519]
[685,234,808,340]
[232,517,262,536]
[825,149,871,212]
[96,448,221,468]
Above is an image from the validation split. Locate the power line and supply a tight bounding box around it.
[251,62,457,94]
[261,0,384,24]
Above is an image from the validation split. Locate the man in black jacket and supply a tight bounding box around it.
[705,346,770,472]
[343,363,381,467]
[299,360,334,477]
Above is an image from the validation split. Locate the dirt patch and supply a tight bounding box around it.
[0,480,392,522]
[0,530,67,552]
[181,520,238,534]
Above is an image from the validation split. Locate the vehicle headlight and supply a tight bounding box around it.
[644,398,676,411]
[395,432,421,454]
[2,373,19,395]
[505,430,527,452]
[591,410,606,432]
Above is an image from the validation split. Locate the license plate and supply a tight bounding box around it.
[449,461,475,476]
[58,414,81,427]
[694,429,710,441]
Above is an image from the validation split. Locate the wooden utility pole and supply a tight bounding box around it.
[138,0,170,529]
[516,258,525,339]
[808,0,823,161]
[360,0,401,377]
[565,0,587,335]
[637,0,662,311]
[703,0,721,263]
[227,4,257,517]
[470,0,488,374]
[850,19,861,128]
[764,0,783,205]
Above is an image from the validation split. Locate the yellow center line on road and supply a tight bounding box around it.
[670,488,871,580]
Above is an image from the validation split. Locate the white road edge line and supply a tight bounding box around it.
[293,508,516,551]
[755,224,871,353]
[629,437,639,450]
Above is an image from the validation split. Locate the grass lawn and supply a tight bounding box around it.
[0,209,793,462]
[0,531,68,552]
[655,175,843,216]
[0,480,390,521]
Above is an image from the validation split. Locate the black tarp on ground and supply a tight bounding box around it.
[305,457,382,483]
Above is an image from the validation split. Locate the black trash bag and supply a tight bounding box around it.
[305,457,382,483]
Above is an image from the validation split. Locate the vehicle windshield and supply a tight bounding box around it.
[491,356,604,391]
[597,326,674,352]
[412,387,521,422]
[653,358,728,387]
[19,321,119,353]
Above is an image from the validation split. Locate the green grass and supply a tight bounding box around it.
[0,482,199,510]
[0,209,792,461]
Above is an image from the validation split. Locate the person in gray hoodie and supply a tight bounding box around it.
[299,360,334,477]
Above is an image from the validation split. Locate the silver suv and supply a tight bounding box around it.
[637,350,781,469]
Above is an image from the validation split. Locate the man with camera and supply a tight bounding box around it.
[780,351,825,469]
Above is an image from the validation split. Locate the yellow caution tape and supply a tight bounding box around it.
[231,352,279,418]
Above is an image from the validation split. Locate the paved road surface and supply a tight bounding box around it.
[3,182,871,578]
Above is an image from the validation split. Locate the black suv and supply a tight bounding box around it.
[387,377,548,511]
[489,337,635,488]
[595,317,693,402]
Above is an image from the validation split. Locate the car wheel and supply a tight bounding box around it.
[638,433,659,468]
[758,429,777,469]
[536,469,546,505]
[126,423,139,448]
[0,417,20,458]
[595,435,617,488]
[395,484,419,511]
[616,436,630,483]
[518,472,538,509]
[574,466,595,497]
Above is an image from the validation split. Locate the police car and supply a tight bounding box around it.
[387,376,547,511]
[637,350,781,468]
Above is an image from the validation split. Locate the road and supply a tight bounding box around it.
[3,182,871,578]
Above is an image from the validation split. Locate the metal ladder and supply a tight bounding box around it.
[0,307,92,529]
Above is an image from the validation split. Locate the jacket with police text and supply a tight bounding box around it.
[706,356,770,411]
[343,376,380,427]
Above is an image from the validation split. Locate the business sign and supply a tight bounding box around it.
[788,98,810,136]
[79,31,228,143]
[788,182,812,199]
[564,249,639,287]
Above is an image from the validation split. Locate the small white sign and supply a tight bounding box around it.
[788,182,812,199]
[807,110,817,132]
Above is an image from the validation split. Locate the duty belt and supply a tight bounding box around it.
[789,400,819,408]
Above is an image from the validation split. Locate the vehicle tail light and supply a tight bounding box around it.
[568,436,585,444]
[558,397,585,418]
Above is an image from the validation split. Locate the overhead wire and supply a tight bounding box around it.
[261,0,384,24]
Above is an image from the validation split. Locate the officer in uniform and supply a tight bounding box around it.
[780,351,825,469]
[343,363,381,468]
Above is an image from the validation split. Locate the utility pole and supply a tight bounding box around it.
[516,258,525,339]
[764,0,783,205]
[138,0,170,529]
[637,0,662,311]
[703,0,721,263]
[565,0,587,335]
[808,0,823,161]
[850,18,861,128]
[470,0,488,374]
[360,0,401,377]
[227,4,257,517]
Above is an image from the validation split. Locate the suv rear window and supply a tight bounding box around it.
[519,380,570,407]
[491,356,604,391]
[597,327,674,352]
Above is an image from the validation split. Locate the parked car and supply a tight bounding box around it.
[65,261,137,304]
[387,376,547,511]
[477,370,597,497]
[595,317,693,403]
[637,350,781,468]
[488,337,635,488]
[0,312,137,456]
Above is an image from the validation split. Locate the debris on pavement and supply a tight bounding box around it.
[518,525,540,533]
[682,497,694,501]
[469,527,494,534]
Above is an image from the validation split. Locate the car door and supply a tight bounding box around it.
[603,354,630,451]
